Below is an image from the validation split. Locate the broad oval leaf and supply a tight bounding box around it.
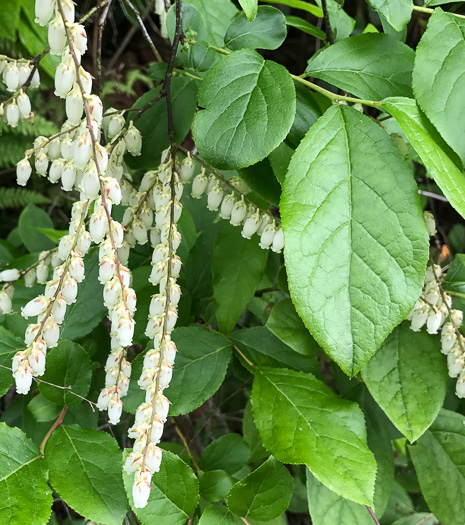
[365,0,412,31]
[0,423,52,525]
[123,449,199,524]
[199,434,250,475]
[189,0,238,45]
[383,97,465,220]
[281,105,429,375]
[192,49,296,169]
[251,367,377,506]
[199,470,234,502]
[18,204,54,253]
[306,34,414,100]
[413,9,465,166]
[225,6,287,50]
[46,425,128,525]
[409,409,465,525]
[362,323,447,442]
[227,456,293,520]
[199,503,242,525]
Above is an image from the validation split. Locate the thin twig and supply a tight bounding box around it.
[96,0,114,95]
[170,416,201,473]
[123,0,163,61]
[418,190,449,203]
[366,506,380,525]
[320,0,334,44]
[40,405,68,456]
[79,0,112,24]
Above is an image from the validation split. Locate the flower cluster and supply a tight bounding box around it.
[183,157,284,253]
[11,200,89,394]
[123,150,182,509]
[0,55,39,128]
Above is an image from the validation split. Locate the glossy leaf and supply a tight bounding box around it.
[306,34,414,100]
[383,97,465,219]
[281,105,429,375]
[413,9,465,165]
[193,49,296,170]
[199,434,250,475]
[39,340,92,406]
[46,426,128,525]
[0,423,52,525]
[123,449,199,524]
[238,158,282,206]
[227,456,293,520]
[225,6,287,50]
[212,222,268,333]
[362,323,447,442]
[165,326,232,415]
[366,0,412,31]
[18,204,54,253]
[409,410,465,525]
[251,367,376,505]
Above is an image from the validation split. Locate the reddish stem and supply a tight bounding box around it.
[40,405,68,456]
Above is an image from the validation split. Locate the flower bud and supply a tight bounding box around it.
[48,15,67,55]
[16,157,32,186]
[179,155,195,183]
[108,113,125,139]
[191,170,208,199]
[242,211,261,239]
[272,227,284,253]
[35,0,55,26]
[66,84,84,125]
[0,290,12,314]
[207,184,224,211]
[21,295,49,318]
[259,223,275,249]
[4,62,19,92]
[108,394,123,424]
[230,197,247,226]
[6,102,20,128]
[125,122,142,156]
[55,59,75,99]
[132,471,151,508]
[17,92,31,119]
[61,160,77,191]
[220,193,235,219]
[424,211,436,237]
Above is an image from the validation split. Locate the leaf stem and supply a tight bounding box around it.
[366,505,381,525]
[170,416,201,473]
[232,344,256,369]
[412,5,465,18]
[39,405,68,456]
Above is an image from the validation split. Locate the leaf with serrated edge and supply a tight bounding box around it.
[281,105,428,375]
[193,49,296,169]
[251,367,376,506]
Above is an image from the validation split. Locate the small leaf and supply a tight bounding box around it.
[28,394,62,422]
[365,0,412,31]
[0,423,52,525]
[383,97,465,218]
[225,6,287,50]
[193,49,296,170]
[212,222,268,334]
[199,503,242,525]
[123,449,199,524]
[306,34,414,100]
[39,341,92,406]
[199,434,250,475]
[409,409,465,525]
[199,470,234,502]
[362,323,447,442]
[46,425,128,525]
[251,367,376,506]
[18,204,55,253]
[239,0,258,21]
[281,105,429,375]
[413,9,465,165]
[227,456,293,520]
[285,16,325,40]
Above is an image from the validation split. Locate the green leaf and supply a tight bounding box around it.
[28,395,62,422]
[285,15,326,40]
[266,298,320,356]
[165,326,232,415]
[126,78,198,171]
[212,222,268,333]
[365,0,412,31]
[231,326,319,374]
[287,82,323,147]
[199,434,250,475]
[362,323,447,442]
[239,0,258,21]
[227,456,293,520]
[316,0,354,41]
[243,400,268,462]
[238,158,282,206]
[34,228,68,245]
[225,6,287,50]
[281,105,429,375]
[123,449,199,524]
[189,0,238,45]
[251,367,376,506]
[306,34,414,100]
[409,409,465,525]
[39,341,92,406]
[390,514,438,525]
[413,9,465,166]
[0,423,52,525]
[46,425,128,525]
[0,326,24,397]
[193,49,296,170]
[60,248,107,340]
[383,97,465,220]
[306,469,374,525]
[18,204,55,253]
[199,503,242,525]
[0,0,20,41]
[199,470,234,502]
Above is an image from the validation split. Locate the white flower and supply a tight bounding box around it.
[97,388,110,410]
[61,0,75,23]
[124,451,143,474]
[191,170,208,199]
[155,392,170,421]
[70,23,88,54]
[448,352,464,378]
[0,268,20,282]
[108,114,125,139]
[230,176,249,194]
[28,345,47,376]
[4,62,19,92]
[230,197,247,226]
[424,211,436,237]
[18,64,31,86]
[159,361,173,389]
[48,14,67,55]
[51,296,67,323]
[179,155,195,183]
[456,372,465,398]
[62,276,78,304]
[55,59,75,99]
[125,122,142,156]
[17,92,31,119]
[108,394,123,424]
[207,184,224,211]
[0,290,12,314]
[451,309,463,327]
[118,315,135,347]
[146,444,163,473]
[88,95,103,124]
[259,223,275,249]
[43,320,60,347]
[49,159,64,183]
[35,149,49,176]
[35,0,55,26]
[13,363,33,395]
[61,161,77,191]
[66,84,83,124]
[6,102,20,128]
[272,227,284,253]
[132,471,151,508]
[24,269,36,288]
[78,66,93,95]
[21,295,49,318]
[242,212,261,239]
[31,69,40,89]
[36,263,49,284]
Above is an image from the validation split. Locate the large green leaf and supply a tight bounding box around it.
[227,456,293,520]
[383,97,465,219]
[39,340,92,407]
[365,0,412,31]
[251,367,376,506]
[0,0,20,41]
[0,326,25,397]
[199,434,250,475]
[281,105,428,375]
[189,0,238,45]
[409,410,465,525]
[193,49,296,170]
[225,6,287,50]
[413,9,465,166]
[0,423,52,525]
[61,248,107,340]
[199,470,234,502]
[199,503,242,525]
[46,425,128,525]
[238,158,282,206]
[165,326,232,415]
[212,222,268,334]
[287,82,323,147]
[18,204,55,253]
[123,449,199,524]
[306,34,414,100]
[362,323,447,442]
